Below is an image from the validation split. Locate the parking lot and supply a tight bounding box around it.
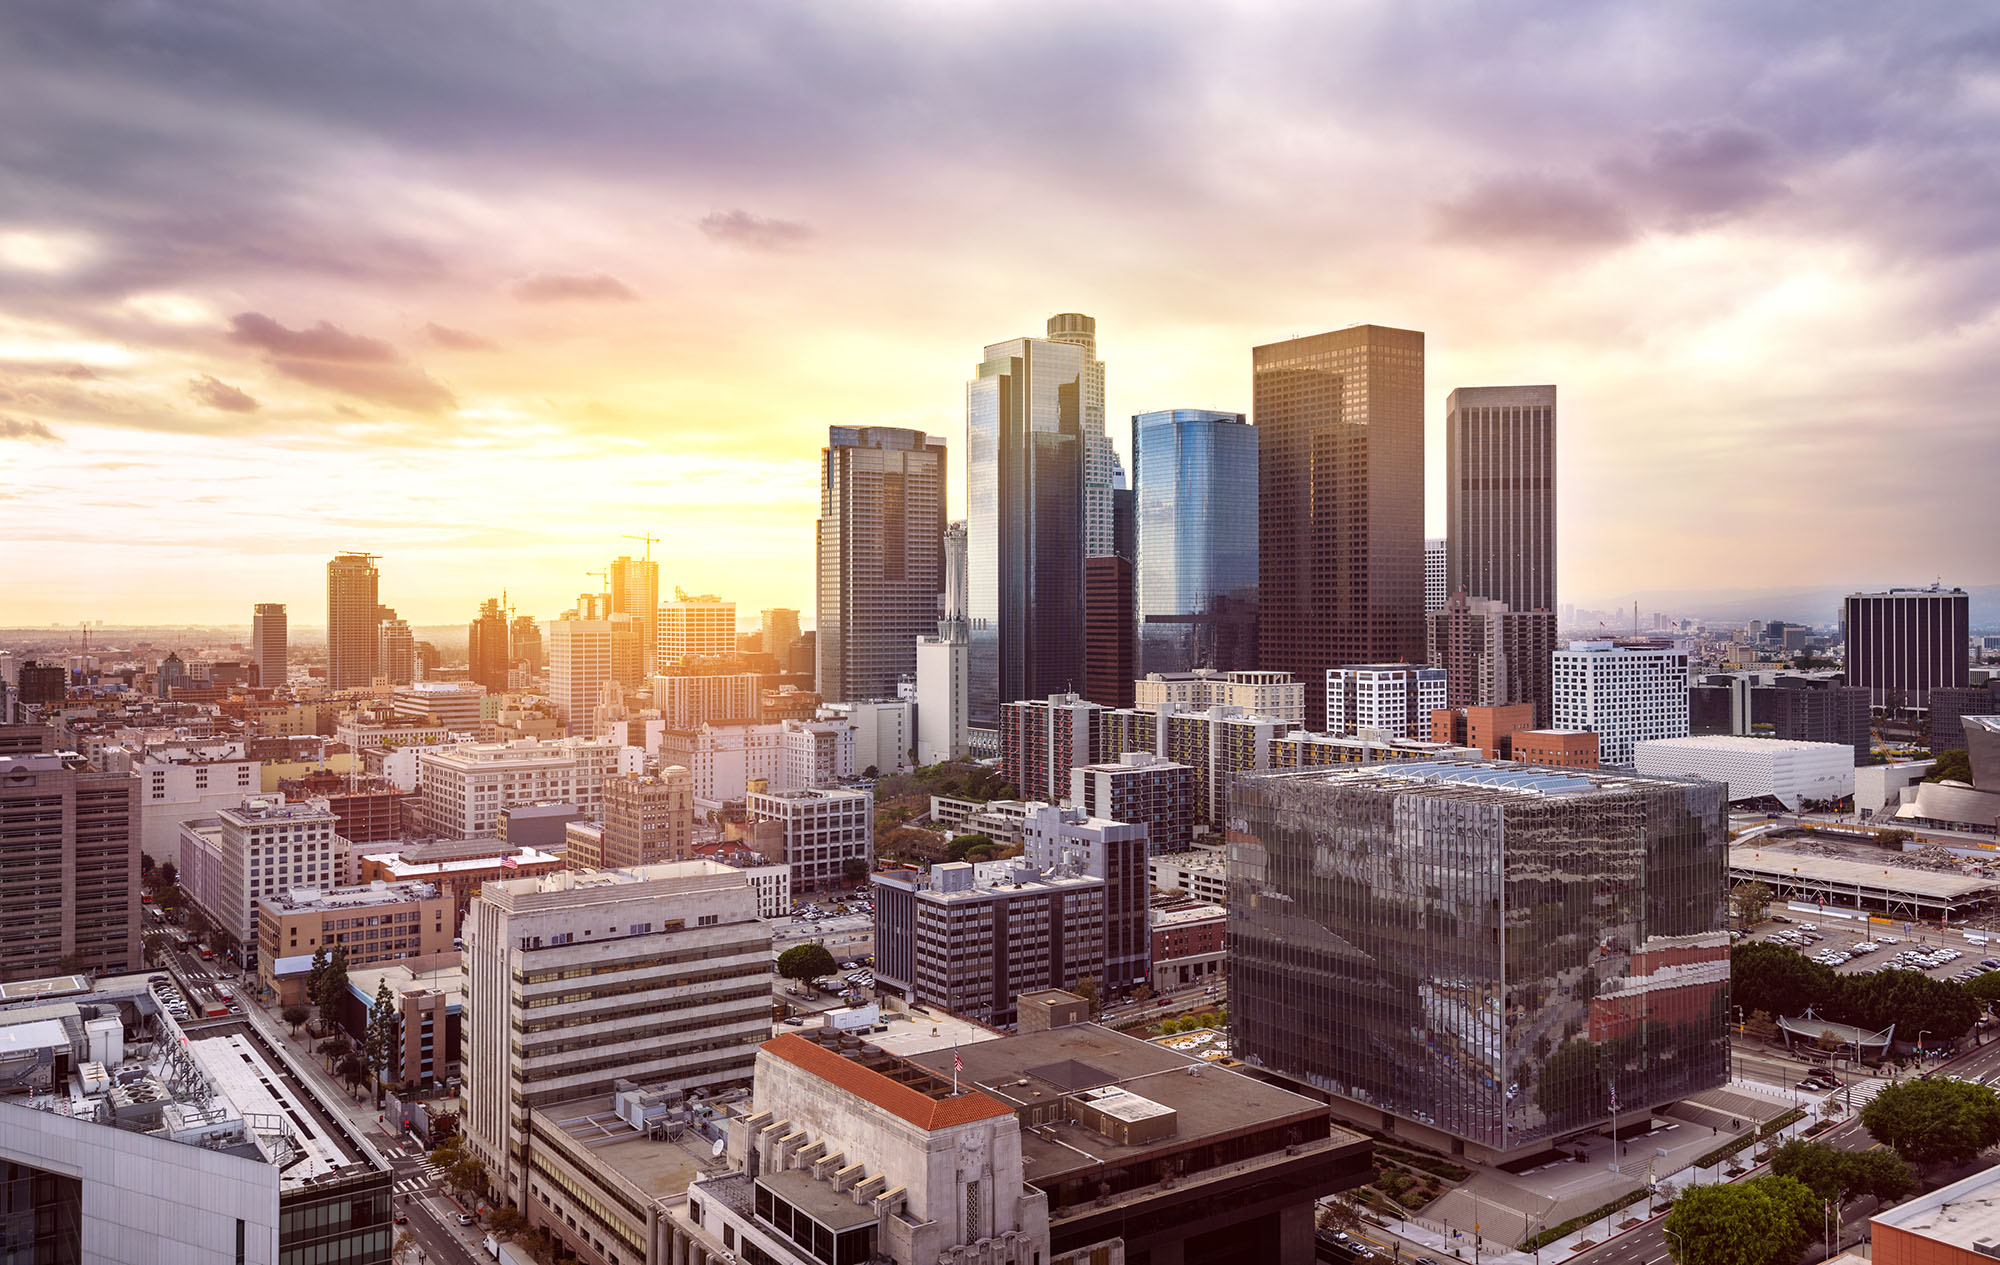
[1756,916,2000,985]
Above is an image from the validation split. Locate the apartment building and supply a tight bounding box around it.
[746,786,874,893]
[657,595,737,668]
[255,879,455,1003]
[1553,640,1691,766]
[651,671,761,728]
[592,768,695,867]
[658,718,855,805]
[1020,804,1151,993]
[1001,693,1105,804]
[118,738,260,859]
[0,752,141,979]
[1326,664,1448,739]
[462,864,772,1204]
[1132,669,1306,729]
[1069,750,1195,853]
[178,793,350,957]
[418,736,631,838]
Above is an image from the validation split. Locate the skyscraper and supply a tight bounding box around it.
[1445,385,1557,614]
[1553,640,1691,766]
[375,617,414,685]
[469,597,511,691]
[1132,408,1259,677]
[509,614,542,676]
[1427,592,1559,727]
[916,522,970,764]
[815,426,947,704]
[325,552,380,690]
[967,325,1089,733]
[1844,586,1970,708]
[548,617,613,737]
[760,607,802,660]
[1424,538,1446,613]
[1255,326,1425,730]
[251,602,287,690]
[608,555,660,676]
[1044,312,1122,562]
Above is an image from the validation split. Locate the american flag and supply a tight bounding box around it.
[954,1045,963,1073]
[1608,1079,1618,1113]
[501,854,518,870]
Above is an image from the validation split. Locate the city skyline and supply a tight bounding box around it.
[6,4,1998,625]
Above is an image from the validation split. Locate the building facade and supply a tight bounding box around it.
[178,792,349,955]
[1424,537,1446,613]
[374,618,414,686]
[658,718,855,804]
[1133,668,1306,729]
[549,617,615,737]
[418,737,629,839]
[1256,325,1426,730]
[1427,592,1558,728]
[651,670,761,729]
[815,426,948,705]
[252,602,287,690]
[1070,751,1195,853]
[599,768,695,867]
[608,555,660,678]
[326,552,380,691]
[255,879,455,1003]
[1633,735,1854,809]
[657,595,737,669]
[0,753,140,980]
[1082,553,1135,710]
[1020,804,1151,993]
[1326,664,1447,740]
[469,597,512,692]
[745,786,874,892]
[1845,585,1970,708]
[1444,385,1557,615]
[916,520,971,764]
[1001,693,1105,805]
[1553,640,1691,766]
[1230,760,1728,1160]
[1132,408,1259,678]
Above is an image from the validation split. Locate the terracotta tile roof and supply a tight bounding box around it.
[761,1033,1014,1131]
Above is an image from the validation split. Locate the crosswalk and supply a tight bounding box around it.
[394,1177,428,1196]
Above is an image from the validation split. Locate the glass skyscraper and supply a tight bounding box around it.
[1133,409,1258,677]
[967,329,1089,734]
[1230,760,1728,1160]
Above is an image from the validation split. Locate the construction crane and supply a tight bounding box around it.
[623,532,660,562]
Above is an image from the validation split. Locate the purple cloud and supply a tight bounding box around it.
[511,273,638,303]
[699,209,813,252]
[189,374,259,412]
[268,359,455,414]
[228,312,397,362]
[1433,174,1633,248]
[0,415,59,443]
[422,322,497,350]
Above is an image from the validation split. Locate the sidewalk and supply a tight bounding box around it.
[242,989,409,1156]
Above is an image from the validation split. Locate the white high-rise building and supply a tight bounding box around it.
[251,602,287,690]
[375,617,414,686]
[548,617,614,737]
[1045,313,1120,565]
[418,736,633,838]
[1425,537,1447,613]
[177,792,348,952]
[1553,640,1691,766]
[1326,665,1448,739]
[656,593,736,668]
[916,519,969,764]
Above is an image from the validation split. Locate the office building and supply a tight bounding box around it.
[1429,701,1536,757]
[761,607,802,661]
[178,793,349,957]
[0,723,52,756]
[652,669,762,728]
[1845,585,1970,708]
[1326,664,1447,739]
[1929,683,2000,754]
[510,613,543,676]
[0,752,140,980]
[746,786,873,892]
[0,973,393,1265]
[419,737,630,839]
[497,801,588,851]
[463,863,771,1205]
[658,717,855,805]
[815,426,947,705]
[469,597,512,691]
[374,617,414,685]
[1256,325,1426,730]
[820,697,914,775]
[1634,735,1855,809]
[1152,901,1228,993]
[1133,668,1306,728]
[597,768,695,867]
[1002,693,1105,804]
[1131,408,1259,678]
[16,659,67,707]
[1427,591,1559,727]
[1070,750,1195,853]
[1444,385,1557,615]
[916,520,971,764]
[1753,676,1872,759]
[355,840,561,927]
[666,1020,1368,1265]
[1150,848,1229,904]
[325,551,380,690]
[657,593,737,669]
[1553,640,1691,766]
[1046,312,1121,564]
[1082,553,1136,708]
[872,860,1105,1027]
[1102,703,1290,830]
[967,322,1090,735]
[1230,760,1728,1160]
[1510,729,1601,768]
[609,554,661,677]
[273,770,406,845]
[1424,537,1446,613]
[391,680,486,732]
[254,879,455,1003]
[251,602,287,690]
[549,616,615,737]
[1021,804,1151,992]
[124,738,262,859]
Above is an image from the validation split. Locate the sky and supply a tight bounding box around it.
[4,1,1998,629]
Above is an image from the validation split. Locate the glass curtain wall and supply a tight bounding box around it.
[1133,410,1258,677]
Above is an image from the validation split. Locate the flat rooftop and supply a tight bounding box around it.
[1730,845,1999,901]
[1874,1162,2000,1246]
[539,1093,717,1201]
[261,879,440,912]
[1252,758,1695,801]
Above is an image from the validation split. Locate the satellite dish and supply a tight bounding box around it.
[712,1136,726,1159]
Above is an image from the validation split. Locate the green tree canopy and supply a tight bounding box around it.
[1770,1138,1913,1206]
[1729,881,1773,927]
[1928,749,1974,783]
[841,856,871,883]
[1730,943,1836,1018]
[946,833,996,862]
[1861,1077,2000,1168]
[1967,971,2000,1008]
[364,978,399,1105]
[281,1004,310,1035]
[777,943,837,982]
[1662,1176,1818,1265]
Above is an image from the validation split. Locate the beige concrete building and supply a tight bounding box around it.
[178,793,349,955]
[419,736,630,838]
[597,768,695,867]
[656,595,736,669]
[652,671,761,729]
[254,879,454,1004]
[355,839,563,927]
[0,753,141,980]
[1133,668,1307,728]
[462,863,773,1205]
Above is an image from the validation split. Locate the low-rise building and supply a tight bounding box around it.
[392,680,487,732]
[746,786,874,893]
[255,879,455,1004]
[420,736,632,838]
[1512,728,1601,768]
[1151,901,1227,993]
[340,960,463,1091]
[1633,734,1854,809]
[354,839,562,926]
[1134,668,1308,729]
[1148,847,1227,904]
[498,800,587,852]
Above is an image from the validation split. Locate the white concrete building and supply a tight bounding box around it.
[1633,735,1855,809]
[461,863,771,1204]
[737,861,792,918]
[334,714,457,754]
[177,793,349,956]
[822,697,914,774]
[915,632,968,764]
[1858,759,1934,819]
[1325,664,1447,740]
[747,786,875,892]
[1133,669,1308,730]
[418,736,632,838]
[1148,847,1228,904]
[113,738,260,860]
[1425,535,1447,613]
[1020,803,1151,991]
[548,617,615,737]
[391,680,486,731]
[651,670,761,728]
[656,594,736,667]
[661,718,856,805]
[1553,640,1691,766]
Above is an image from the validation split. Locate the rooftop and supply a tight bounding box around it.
[1636,735,1854,756]
[261,879,441,913]
[1874,1160,2000,1246]
[1730,845,1999,901]
[1251,758,1694,802]
[761,1031,1016,1131]
[218,794,337,824]
[360,843,559,875]
[538,1091,720,1203]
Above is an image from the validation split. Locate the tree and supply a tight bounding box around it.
[1967,971,2000,1010]
[305,946,330,1047]
[1861,1077,2000,1168]
[140,853,155,878]
[841,856,871,884]
[1927,749,1974,784]
[1731,943,1836,1019]
[393,1228,417,1264]
[158,860,177,889]
[1742,1009,1780,1041]
[316,945,350,1036]
[777,943,837,984]
[1661,1176,1818,1265]
[946,833,996,862]
[281,1004,310,1035]
[1729,881,1773,928]
[364,978,399,1107]
[335,1052,367,1098]
[210,928,240,963]
[862,765,879,779]
[488,1206,530,1239]
[1072,975,1101,1017]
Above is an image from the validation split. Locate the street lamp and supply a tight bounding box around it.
[1662,1226,1686,1263]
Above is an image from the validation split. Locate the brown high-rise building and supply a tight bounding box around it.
[1255,325,1425,729]
[599,769,695,867]
[326,552,381,690]
[1445,385,1557,614]
[0,752,140,980]
[469,597,511,691]
[1083,555,1135,709]
[1427,592,1558,727]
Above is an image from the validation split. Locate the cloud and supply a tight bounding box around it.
[188,374,259,412]
[422,322,497,351]
[1601,124,1787,230]
[268,359,456,414]
[510,273,638,303]
[1432,174,1633,248]
[0,415,59,442]
[698,209,813,252]
[228,312,397,362]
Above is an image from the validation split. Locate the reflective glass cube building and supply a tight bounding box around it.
[1132,408,1259,677]
[1230,760,1728,1159]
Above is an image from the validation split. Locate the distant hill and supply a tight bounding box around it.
[1574,584,2000,631]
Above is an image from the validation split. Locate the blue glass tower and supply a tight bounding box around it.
[1132,409,1259,676]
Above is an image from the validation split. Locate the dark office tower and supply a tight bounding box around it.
[967,328,1090,733]
[251,602,287,690]
[816,426,948,704]
[1445,385,1557,614]
[1844,586,1970,708]
[509,615,542,676]
[469,598,511,691]
[1083,555,1135,709]
[1255,325,1425,730]
[17,661,67,707]
[1931,684,2000,754]
[1133,408,1259,677]
[325,552,380,690]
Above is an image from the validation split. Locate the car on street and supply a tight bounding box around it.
[457,1212,478,1226]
